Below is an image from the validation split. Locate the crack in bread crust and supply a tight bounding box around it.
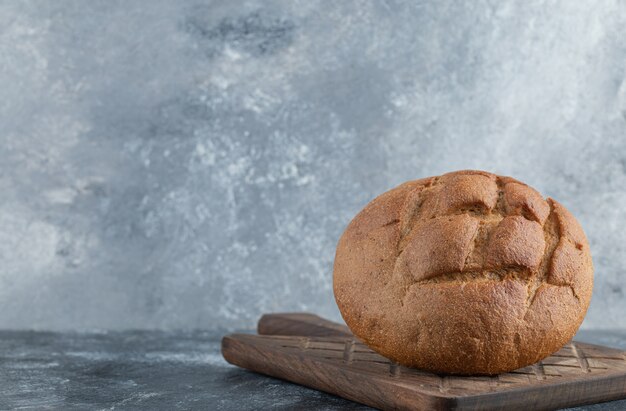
[374,172,579,314]
[392,173,554,302]
[494,176,507,216]
[524,200,559,318]
[411,267,532,285]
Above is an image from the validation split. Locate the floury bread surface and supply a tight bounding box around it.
[333,170,593,375]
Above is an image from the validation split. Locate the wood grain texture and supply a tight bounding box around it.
[222,313,626,411]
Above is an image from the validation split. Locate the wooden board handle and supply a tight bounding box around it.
[257,313,353,338]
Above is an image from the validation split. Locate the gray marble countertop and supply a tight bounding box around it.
[0,329,625,410]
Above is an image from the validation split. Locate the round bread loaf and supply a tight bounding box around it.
[333,170,593,375]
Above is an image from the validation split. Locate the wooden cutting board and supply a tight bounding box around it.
[221,313,626,411]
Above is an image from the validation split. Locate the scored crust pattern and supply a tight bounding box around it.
[333,170,594,375]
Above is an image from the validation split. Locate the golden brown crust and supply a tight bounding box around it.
[333,170,593,375]
[420,173,498,216]
[402,215,479,281]
[503,182,551,224]
[485,216,545,269]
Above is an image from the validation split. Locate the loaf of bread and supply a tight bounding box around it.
[333,170,593,375]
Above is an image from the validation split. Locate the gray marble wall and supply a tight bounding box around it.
[1,1,625,330]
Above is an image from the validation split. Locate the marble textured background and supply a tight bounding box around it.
[1,1,625,330]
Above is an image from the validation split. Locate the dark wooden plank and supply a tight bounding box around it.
[222,333,626,411]
[257,312,352,337]
[222,334,452,411]
[221,313,626,411]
